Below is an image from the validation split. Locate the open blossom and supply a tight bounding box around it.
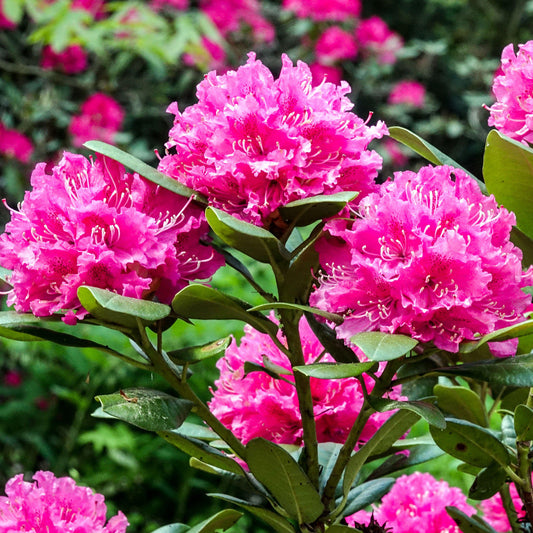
[159,52,387,229]
[486,40,533,145]
[0,123,33,163]
[346,472,475,533]
[282,0,361,21]
[41,44,88,74]
[0,471,128,532]
[0,152,223,324]
[315,26,358,65]
[356,16,404,65]
[69,93,124,147]
[309,63,343,86]
[209,316,404,446]
[388,80,426,108]
[310,165,533,353]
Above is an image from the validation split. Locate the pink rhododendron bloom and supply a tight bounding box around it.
[3,370,22,387]
[72,0,106,18]
[41,44,88,74]
[315,26,358,65]
[309,63,343,86]
[209,316,404,446]
[388,80,426,108]
[0,470,128,532]
[0,152,223,323]
[382,138,409,167]
[346,472,475,533]
[356,16,404,65]
[486,40,533,145]
[282,0,361,22]
[0,123,33,163]
[69,93,124,147]
[159,52,387,229]
[310,165,533,353]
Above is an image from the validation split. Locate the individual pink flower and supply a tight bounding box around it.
[0,123,33,163]
[309,62,343,86]
[0,152,223,323]
[282,0,361,22]
[3,370,22,387]
[388,80,426,108]
[41,44,88,74]
[0,470,128,532]
[159,52,387,229]
[69,93,124,147]
[315,26,358,65]
[310,165,533,353]
[72,0,106,18]
[209,315,404,446]
[346,472,475,533]
[486,41,533,145]
[356,16,404,65]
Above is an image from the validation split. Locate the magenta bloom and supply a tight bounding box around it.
[0,471,128,532]
[41,44,88,74]
[309,63,343,86]
[0,123,33,163]
[282,0,361,22]
[159,53,387,229]
[356,16,404,65]
[346,472,475,533]
[388,80,426,108]
[315,26,358,65]
[0,152,223,323]
[69,93,124,147]
[486,41,533,145]
[310,165,533,353]
[209,316,404,446]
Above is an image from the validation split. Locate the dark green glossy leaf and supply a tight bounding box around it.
[248,302,343,325]
[483,130,533,239]
[150,524,190,533]
[468,462,507,500]
[186,509,243,533]
[317,442,343,492]
[0,311,55,341]
[206,207,290,264]
[514,404,533,440]
[369,398,446,429]
[175,422,219,441]
[171,284,278,336]
[511,227,533,269]
[327,527,360,533]
[460,319,533,354]
[434,385,487,426]
[430,418,510,468]
[340,478,395,517]
[246,438,324,524]
[446,506,498,533]
[167,336,231,365]
[279,192,358,227]
[84,140,203,201]
[95,388,193,432]
[350,332,418,361]
[294,361,376,380]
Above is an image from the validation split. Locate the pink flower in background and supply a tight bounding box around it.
[0,123,33,163]
[159,52,387,229]
[310,165,533,353]
[309,63,343,85]
[388,80,426,108]
[72,0,106,18]
[3,370,22,388]
[0,152,223,323]
[41,44,88,74]
[0,0,16,29]
[346,472,475,533]
[150,0,188,10]
[315,26,358,65]
[69,93,124,147]
[356,16,404,65]
[209,316,404,446]
[487,40,533,145]
[0,470,128,532]
[382,138,409,167]
[282,0,361,21]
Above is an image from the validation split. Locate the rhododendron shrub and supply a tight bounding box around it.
[158,53,387,228]
[0,152,222,323]
[0,471,128,532]
[41,44,88,74]
[311,165,533,353]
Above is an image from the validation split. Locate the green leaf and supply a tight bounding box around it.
[186,510,243,533]
[206,207,290,264]
[248,303,343,325]
[84,140,204,201]
[369,398,446,429]
[460,319,533,354]
[446,507,499,533]
[0,311,55,341]
[95,388,193,432]
[468,462,507,500]
[514,404,533,440]
[245,438,325,524]
[77,286,171,328]
[0,266,12,283]
[317,443,343,492]
[483,129,533,239]
[158,430,245,476]
[150,524,190,533]
[436,353,533,387]
[350,332,418,361]
[167,336,231,364]
[327,527,360,533]
[511,227,533,268]
[430,418,510,468]
[294,361,376,379]
[434,385,487,426]
[279,192,358,227]
[2,0,24,23]
[175,422,219,441]
[340,478,395,517]
[171,284,278,336]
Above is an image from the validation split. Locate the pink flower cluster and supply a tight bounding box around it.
[0,471,128,532]
[41,44,88,74]
[282,0,361,22]
[315,26,358,65]
[311,165,533,353]
[159,53,387,229]
[0,152,223,323]
[487,40,533,145]
[346,472,475,533]
[356,16,404,65]
[388,80,426,108]
[69,93,124,147]
[0,123,33,164]
[209,316,404,446]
